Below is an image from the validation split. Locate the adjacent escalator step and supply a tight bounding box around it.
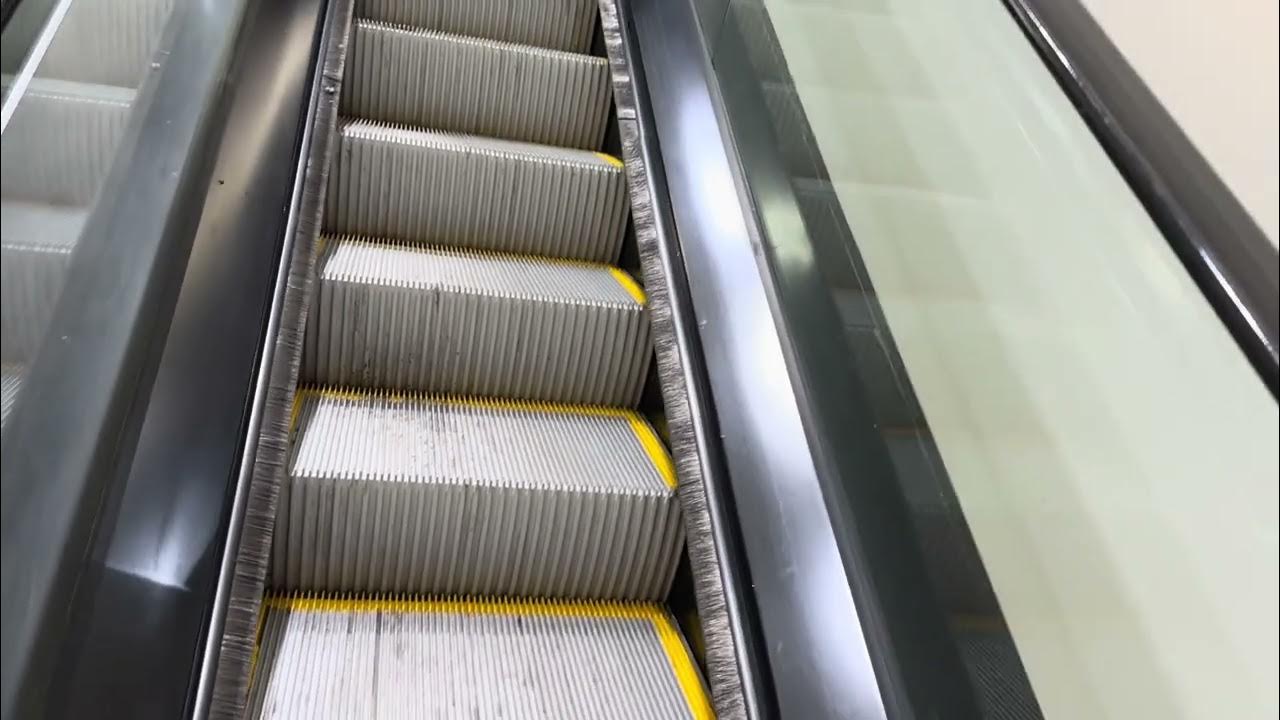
[275,388,682,600]
[1,365,22,428]
[0,201,83,363]
[355,0,597,54]
[0,79,134,206]
[326,120,627,262]
[346,20,610,149]
[31,0,176,87]
[304,236,651,404]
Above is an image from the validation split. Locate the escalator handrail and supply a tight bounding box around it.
[1001,0,1279,398]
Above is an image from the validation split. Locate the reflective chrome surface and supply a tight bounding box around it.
[629,0,886,717]
[613,0,771,715]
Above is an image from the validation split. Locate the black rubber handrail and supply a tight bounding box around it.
[1003,0,1279,398]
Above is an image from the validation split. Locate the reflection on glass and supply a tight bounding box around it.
[723,0,1278,717]
[0,0,177,431]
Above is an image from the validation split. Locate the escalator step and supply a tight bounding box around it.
[0,201,82,363]
[0,79,134,206]
[247,595,712,719]
[1,365,21,428]
[275,388,682,599]
[355,0,598,53]
[5,0,175,88]
[346,20,610,149]
[326,120,627,262]
[304,236,651,404]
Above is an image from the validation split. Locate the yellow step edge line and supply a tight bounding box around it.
[294,386,678,489]
[594,151,624,169]
[654,611,717,720]
[261,592,712,717]
[628,415,677,489]
[289,389,306,434]
[608,267,647,305]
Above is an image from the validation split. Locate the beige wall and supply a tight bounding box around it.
[1080,0,1279,245]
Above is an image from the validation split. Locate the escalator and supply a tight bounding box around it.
[240,1,713,717]
[5,0,1274,718]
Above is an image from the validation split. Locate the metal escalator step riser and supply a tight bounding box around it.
[281,475,680,600]
[247,597,711,720]
[47,0,174,87]
[7,0,175,87]
[0,248,71,362]
[347,20,611,150]
[302,238,650,405]
[327,121,627,262]
[0,81,134,206]
[0,202,85,353]
[0,203,79,362]
[355,0,597,54]
[276,390,679,599]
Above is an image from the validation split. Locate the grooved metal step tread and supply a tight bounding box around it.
[1,201,82,363]
[327,119,627,262]
[1,365,22,429]
[305,235,655,404]
[355,0,598,53]
[248,595,712,719]
[347,19,610,149]
[275,388,682,599]
[12,0,176,87]
[304,236,651,405]
[1,78,134,206]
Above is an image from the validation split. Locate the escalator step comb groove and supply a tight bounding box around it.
[274,389,683,600]
[303,235,651,405]
[347,20,611,149]
[326,120,628,262]
[355,0,598,53]
[247,595,712,719]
